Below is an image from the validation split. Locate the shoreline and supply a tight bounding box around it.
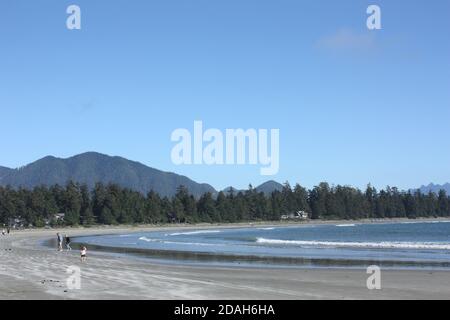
[1,218,450,300]
[21,217,450,271]
[65,221,450,271]
[11,216,450,236]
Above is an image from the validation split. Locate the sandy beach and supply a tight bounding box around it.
[1,222,450,300]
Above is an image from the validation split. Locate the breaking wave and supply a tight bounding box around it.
[256,238,450,250]
[166,230,221,236]
[401,220,450,225]
[139,236,158,242]
[139,236,216,247]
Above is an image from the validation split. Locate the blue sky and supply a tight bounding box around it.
[1,0,449,191]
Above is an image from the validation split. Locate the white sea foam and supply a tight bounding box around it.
[139,236,159,242]
[258,227,275,230]
[138,236,216,247]
[166,230,221,236]
[401,220,450,225]
[336,224,356,227]
[256,238,450,250]
[162,241,216,247]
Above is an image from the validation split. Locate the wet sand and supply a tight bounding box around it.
[1,224,450,300]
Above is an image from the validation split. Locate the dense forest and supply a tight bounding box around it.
[1,182,450,227]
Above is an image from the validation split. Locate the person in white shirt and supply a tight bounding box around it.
[80,246,87,262]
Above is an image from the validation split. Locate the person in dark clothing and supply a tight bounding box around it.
[57,233,63,251]
[65,234,72,251]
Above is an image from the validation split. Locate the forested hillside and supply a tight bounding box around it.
[1,182,449,227]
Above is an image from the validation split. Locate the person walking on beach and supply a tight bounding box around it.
[57,233,63,251]
[65,234,72,251]
[80,246,87,263]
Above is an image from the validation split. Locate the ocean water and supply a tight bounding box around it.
[75,221,450,268]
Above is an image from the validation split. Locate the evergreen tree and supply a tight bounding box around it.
[1,181,449,227]
[197,192,217,222]
[438,190,450,216]
[146,191,163,223]
[80,184,95,225]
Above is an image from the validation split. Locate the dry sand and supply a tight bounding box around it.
[1,224,450,300]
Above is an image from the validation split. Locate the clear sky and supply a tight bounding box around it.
[1,0,449,191]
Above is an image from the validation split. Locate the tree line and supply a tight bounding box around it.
[0,181,449,227]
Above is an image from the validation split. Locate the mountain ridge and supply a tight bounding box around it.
[0,152,216,198]
[0,166,12,182]
[6,152,444,198]
[417,183,450,195]
[223,180,284,195]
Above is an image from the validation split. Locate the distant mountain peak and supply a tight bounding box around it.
[223,180,284,195]
[417,183,450,195]
[0,166,12,180]
[255,181,284,194]
[0,152,216,198]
